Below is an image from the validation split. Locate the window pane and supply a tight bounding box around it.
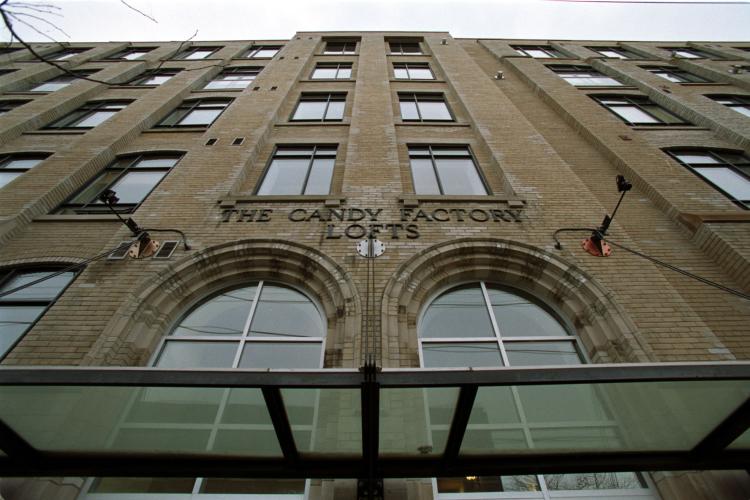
[3,158,43,169]
[178,108,220,126]
[30,81,70,92]
[108,171,166,204]
[505,341,582,366]
[420,285,494,338]
[655,72,685,83]
[399,100,419,120]
[185,50,212,59]
[0,306,44,356]
[253,48,278,58]
[544,472,645,490]
[75,110,117,128]
[0,171,20,188]
[325,99,345,120]
[418,101,452,120]
[258,158,309,195]
[155,341,238,368]
[436,477,502,493]
[90,477,195,493]
[600,50,626,59]
[422,342,503,367]
[675,153,719,164]
[731,106,750,118]
[338,67,352,78]
[133,157,179,169]
[200,478,305,494]
[408,68,434,79]
[487,288,568,337]
[0,271,75,301]
[694,167,750,200]
[644,104,683,124]
[566,76,622,86]
[249,285,324,338]
[140,74,172,85]
[312,68,336,79]
[293,100,327,120]
[394,67,409,79]
[172,286,256,336]
[435,158,487,195]
[410,158,440,194]
[239,342,322,368]
[611,105,660,124]
[67,171,120,205]
[526,49,552,58]
[304,158,334,195]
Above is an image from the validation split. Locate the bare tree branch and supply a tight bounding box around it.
[7,10,69,39]
[119,0,157,24]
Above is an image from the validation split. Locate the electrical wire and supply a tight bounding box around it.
[0,237,142,299]
[142,228,191,250]
[552,228,750,301]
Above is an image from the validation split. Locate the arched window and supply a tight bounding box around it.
[86,281,324,498]
[419,282,655,499]
[156,281,325,369]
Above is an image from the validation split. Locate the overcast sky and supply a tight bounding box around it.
[1,0,749,43]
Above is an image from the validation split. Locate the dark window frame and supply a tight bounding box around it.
[54,153,183,215]
[46,48,89,61]
[398,93,454,122]
[642,65,711,84]
[243,45,282,59]
[0,153,51,189]
[592,95,690,126]
[393,62,435,80]
[203,67,261,90]
[106,47,155,61]
[291,93,346,122]
[255,144,338,196]
[512,45,565,58]
[322,41,357,55]
[43,100,132,130]
[708,95,750,117]
[310,62,353,80]
[407,144,491,195]
[389,41,423,55]
[154,98,233,129]
[0,100,29,115]
[175,46,220,60]
[586,46,641,60]
[547,65,624,87]
[127,69,180,86]
[0,266,79,361]
[665,148,750,209]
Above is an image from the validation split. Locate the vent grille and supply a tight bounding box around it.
[153,240,178,259]
[107,241,132,260]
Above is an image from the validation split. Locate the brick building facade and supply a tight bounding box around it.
[0,32,748,500]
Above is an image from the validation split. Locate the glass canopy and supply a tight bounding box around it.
[0,363,747,479]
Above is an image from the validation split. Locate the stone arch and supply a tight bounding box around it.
[381,238,656,368]
[83,239,360,367]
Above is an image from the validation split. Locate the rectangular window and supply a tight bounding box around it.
[128,69,179,86]
[710,95,750,118]
[587,46,640,59]
[593,95,689,125]
[389,41,422,55]
[257,146,336,195]
[155,98,232,128]
[644,66,711,83]
[668,150,750,208]
[44,101,130,129]
[203,67,260,90]
[408,145,488,195]
[291,93,346,121]
[28,71,92,92]
[0,100,28,116]
[176,47,219,60]
[662,47,714,59]
[512,45,564,58]
[399,93,453,121]
[0,154,49,189]
[55,154,181,214]
[107,48,153,60]
[323,41,356,55]
[548,65,623,87]
[393,62,434,80]
[48,48,88,60]
[244,45,281,59]
[310,63,352,80]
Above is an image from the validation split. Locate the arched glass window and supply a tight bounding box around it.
[419,282,655,499]
[156,281,325,369]
[420,282,581,368]
[86,281,324,498]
